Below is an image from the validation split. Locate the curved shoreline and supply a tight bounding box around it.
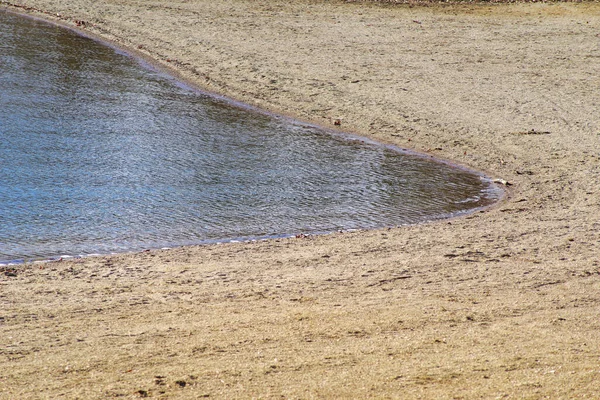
[1,5,505,265]
[1,1,599,398]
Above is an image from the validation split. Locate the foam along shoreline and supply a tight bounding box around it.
[2,1,600,399]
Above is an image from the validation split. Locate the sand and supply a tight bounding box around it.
[1,0,599,398]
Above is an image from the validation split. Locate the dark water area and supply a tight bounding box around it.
[0,11,502,263]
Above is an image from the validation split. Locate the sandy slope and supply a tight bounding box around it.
[1,0,600,398]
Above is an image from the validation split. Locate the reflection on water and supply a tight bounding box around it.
[0,11,501,262]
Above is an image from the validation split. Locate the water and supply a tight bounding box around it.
[0,11,501,263]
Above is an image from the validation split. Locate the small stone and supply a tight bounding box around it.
[493,178,511,186]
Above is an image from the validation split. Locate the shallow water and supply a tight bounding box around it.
[0,11,501,263]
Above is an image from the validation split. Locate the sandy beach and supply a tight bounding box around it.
[1,0,600,398]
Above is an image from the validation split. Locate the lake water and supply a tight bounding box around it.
[0,11,501,263]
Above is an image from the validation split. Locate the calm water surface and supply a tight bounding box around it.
[0,11,501,262]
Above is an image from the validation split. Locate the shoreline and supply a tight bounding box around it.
[2,0,600,398]
[1,5,506,266]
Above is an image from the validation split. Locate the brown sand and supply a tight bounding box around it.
[1,0,600,398]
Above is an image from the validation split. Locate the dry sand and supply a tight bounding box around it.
[1,0,600,398]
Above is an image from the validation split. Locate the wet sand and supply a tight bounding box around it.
[1,0,600,398]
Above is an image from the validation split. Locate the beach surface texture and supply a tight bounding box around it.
[1,0,600,398]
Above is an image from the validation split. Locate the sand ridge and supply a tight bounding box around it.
[1,0,600,398]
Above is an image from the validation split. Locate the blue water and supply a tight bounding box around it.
[0,11,501,263]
